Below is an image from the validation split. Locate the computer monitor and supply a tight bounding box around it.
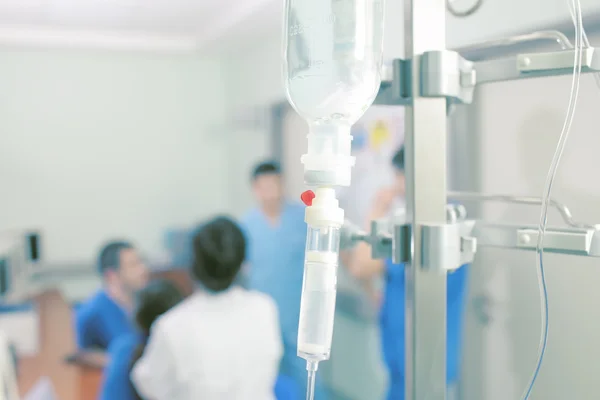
[0,230,40,301]
[26,232,40,264]
[0,258,9,299]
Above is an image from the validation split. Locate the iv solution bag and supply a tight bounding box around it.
[283,0,385,126]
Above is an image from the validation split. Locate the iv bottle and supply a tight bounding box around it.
[283,0,385,188]
[283,1,386,395]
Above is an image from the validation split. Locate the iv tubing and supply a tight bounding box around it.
[446,0,484,17]
[306,361,318,400]
[521,1,584,399]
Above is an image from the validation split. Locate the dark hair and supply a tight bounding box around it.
[391,146,405,172]
[251,161,281,181]
[97,241,133,275]
[190,216,246,292]
[133,280,184,335]
[129,280,184,400]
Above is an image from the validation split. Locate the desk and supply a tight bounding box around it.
[17,269,193,400]
[18,290,102,400]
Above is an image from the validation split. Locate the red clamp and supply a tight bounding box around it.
[300,190,316,206]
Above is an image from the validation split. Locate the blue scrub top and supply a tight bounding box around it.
[381,260,469,399]
[242,202,307,347]
[99,333,141,400]
[75,290,134,350]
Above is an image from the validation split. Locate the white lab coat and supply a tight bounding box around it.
[131,287,283,400]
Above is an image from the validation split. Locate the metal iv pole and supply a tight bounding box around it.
[403,0,448,398]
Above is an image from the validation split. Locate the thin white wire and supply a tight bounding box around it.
[520,1,584,399]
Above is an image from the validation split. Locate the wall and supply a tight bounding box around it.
[220,39,281,217]
[0,48,229,265]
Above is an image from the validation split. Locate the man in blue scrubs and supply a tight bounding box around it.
[242,161,326,399]
[74,241,149,367]
[349,148,469,399]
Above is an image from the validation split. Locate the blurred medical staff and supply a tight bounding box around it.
[242,161,326,399]
[132,216,282,400]
[75,241,149,367]
[349,147,469,400]
[99,279,184,400]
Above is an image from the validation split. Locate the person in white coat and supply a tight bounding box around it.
[131,216,283,400]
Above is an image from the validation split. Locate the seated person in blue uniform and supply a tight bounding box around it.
[99,279,184,400]
[242,161,327,400]
[348,147,470,400]
[74,241,150,367]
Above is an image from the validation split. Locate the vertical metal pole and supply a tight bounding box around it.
[403,0,448,399]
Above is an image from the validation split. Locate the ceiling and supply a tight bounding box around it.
[0,0,282,53]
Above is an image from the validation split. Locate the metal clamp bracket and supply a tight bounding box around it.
[473,223,600,257]
[356,204,478,271]
[370,219,393,260]
[375,47,600,107]
[421,220,477,272]
[376,51,476,106]
[421,51,476,105]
